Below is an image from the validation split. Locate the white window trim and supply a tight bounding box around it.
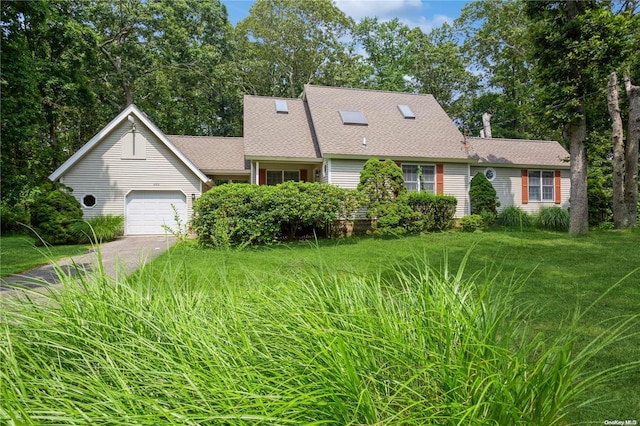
[528,170,555,202]
[402,163,436,193]
[484,167,496,182]
[266,169,300,186]
[82,194,97,209]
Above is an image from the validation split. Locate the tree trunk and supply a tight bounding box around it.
[624,73,639,228]
[568,101,589,235]
[608,71,627,228]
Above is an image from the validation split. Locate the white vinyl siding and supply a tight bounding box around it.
[470,166,570,213]
[328,159,366,189]
[58,120,201,226]
[442,163,468,218]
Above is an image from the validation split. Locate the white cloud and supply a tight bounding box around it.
[335,0,453,33]
[335,0,424,21]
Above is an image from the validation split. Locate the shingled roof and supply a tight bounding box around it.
[244,96,321,161]
[303,85,470,161]
[167,136,248,175]
[465,137,570,168]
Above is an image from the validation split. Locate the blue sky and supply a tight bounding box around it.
[222,0,471,33]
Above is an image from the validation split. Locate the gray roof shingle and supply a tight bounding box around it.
[303,85,470,160]
[465,137,570,168]
[244,96,321,160]
[166,136,248,174]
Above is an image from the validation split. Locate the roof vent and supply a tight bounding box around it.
[397,104,415,119]
[339,110,368,125]
[275,99,288,114]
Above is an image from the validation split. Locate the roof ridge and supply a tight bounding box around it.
[466,136,559,144]
[304,84,434,98]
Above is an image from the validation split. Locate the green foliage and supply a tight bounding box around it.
[29,186,83,245]
[368,198,421,236]
[3,245,638,424]
[68,215,124,244]
[358,158,406,218]
[459,214,486,232]
[406,191,458,231]
[0,202,30,235]
[469,172,500,216]
[499,206,532,230]
[192,183,362,247]
[536,207,570,231]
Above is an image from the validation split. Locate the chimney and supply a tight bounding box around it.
[482,112,492,138]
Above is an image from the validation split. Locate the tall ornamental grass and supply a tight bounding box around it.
[1,252,637,425]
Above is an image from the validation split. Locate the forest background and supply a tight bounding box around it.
[2,0,639,232]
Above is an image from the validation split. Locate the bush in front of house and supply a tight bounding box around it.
[68,215,124,244]
[536,207,570,231]
[499,206,532,230]
[358,158,406,220]
[192,183,362,247]
[406,191,458,231]
[30,185,83,245]
[469,172,499,225]
[459,214,486,232]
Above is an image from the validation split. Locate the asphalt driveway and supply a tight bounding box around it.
[0,235,176,292]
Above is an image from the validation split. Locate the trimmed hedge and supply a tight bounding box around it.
[369,192,458,235]
[192,183,362,248]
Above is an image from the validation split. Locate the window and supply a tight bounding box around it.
[339,110,368,125]
[266,170,300,185]
[82,194,96,208]
[484,167,496,181]
[528,170,554,201]
[275,99,288,113]
[397,104,415,119]
[402,164,435,193]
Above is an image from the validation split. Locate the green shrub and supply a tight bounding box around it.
[358,158,406,219]
[0,201,30,234]
[536,207,570,231]
[30,187,83,245]
[192,183,362,247]
[69,215,124,243]
[469,172,500,217]
[369,198,421,236]
[459,214,486,232]
[406,191,457,231]
[499,206,532,230]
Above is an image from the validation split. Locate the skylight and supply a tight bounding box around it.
[398,104,415,119]
[275,99,288,114]
[339,110,368,125]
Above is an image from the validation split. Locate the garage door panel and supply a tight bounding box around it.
[125,191,187,235]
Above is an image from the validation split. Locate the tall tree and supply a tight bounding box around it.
[456,0,542,139]
[1,0,101,203]
[237,0,362,98]
[527,1,629,234]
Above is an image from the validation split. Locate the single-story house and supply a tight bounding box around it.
[49,85,570,235]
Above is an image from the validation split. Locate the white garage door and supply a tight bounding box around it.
[125,191,187,235]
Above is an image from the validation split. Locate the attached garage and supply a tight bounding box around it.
[125,191,187,235]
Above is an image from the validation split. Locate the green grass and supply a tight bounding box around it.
[0,236,89,277]
[1,229,639,424]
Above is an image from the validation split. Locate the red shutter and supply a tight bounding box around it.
[436,163,444,195]
[259,168,266,186]
[300,169,308,182]
[554,170,561,204]
[521,169,528,204]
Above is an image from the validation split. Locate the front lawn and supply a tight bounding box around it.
[0,236,89,277]
[2,229,638,424]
